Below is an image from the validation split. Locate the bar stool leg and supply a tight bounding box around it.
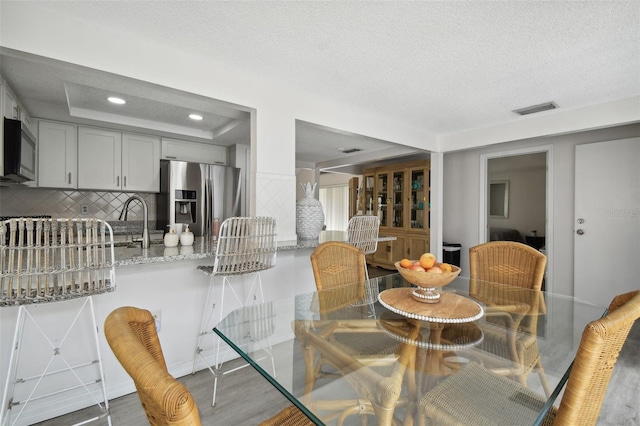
[193,275,217,375]
[1,297,111,426]
[194,271,271,407]
[1,305,27,426]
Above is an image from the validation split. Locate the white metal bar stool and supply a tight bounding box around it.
[0,218,115,426]
[194,216,277,406]
[345,215,380,307]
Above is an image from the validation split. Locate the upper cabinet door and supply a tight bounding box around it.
[78,126,122,191]
[38,121,78,188]
[122,133,160,192]
[2,84,19,119]
[161,138,227,165]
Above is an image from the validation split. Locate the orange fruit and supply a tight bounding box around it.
[439,263,453,273]
[419,252,436,269]
[399,258,413,269]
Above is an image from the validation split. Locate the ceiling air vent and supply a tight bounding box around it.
[513,102,558,116]
[341,148,362,154]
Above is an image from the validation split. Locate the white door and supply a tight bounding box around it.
[574,138,640,307]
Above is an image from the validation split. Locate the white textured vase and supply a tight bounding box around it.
[296,182,325,240]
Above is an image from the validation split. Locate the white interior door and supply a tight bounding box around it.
[574,138,640,307]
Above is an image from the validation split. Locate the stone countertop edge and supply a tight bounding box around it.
[113,237,314,267]
[111,231,395,267]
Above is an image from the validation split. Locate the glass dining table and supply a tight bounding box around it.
[213,274,605,426]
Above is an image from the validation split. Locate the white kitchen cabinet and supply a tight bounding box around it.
[161,138,227,165]
[2,81,19,119]
[19,108,33,132]
[2,76,36,180]
[38,120,78,188]
[78,127,160,192]
[78,127,121,190]
[121,133,160,192]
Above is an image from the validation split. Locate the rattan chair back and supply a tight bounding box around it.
[310,241,366,294]
[212,216,277,276]
[105,306,202,426]
[346,215,380,255]
[469,240,547,290]
[553,290,640,425]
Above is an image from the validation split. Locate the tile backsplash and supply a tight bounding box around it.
[0,185,156,226]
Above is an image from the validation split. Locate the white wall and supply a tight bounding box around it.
[443,123,640,297]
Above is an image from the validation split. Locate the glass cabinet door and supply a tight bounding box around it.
[410,168,426,230]
[392,170,404,229]
[364,175,375,215]
[376,173,388,226]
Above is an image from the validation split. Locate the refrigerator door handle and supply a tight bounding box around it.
[231,172,242,216]
[204,177,212,237]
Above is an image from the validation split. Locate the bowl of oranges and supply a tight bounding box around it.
[395,253,461,303]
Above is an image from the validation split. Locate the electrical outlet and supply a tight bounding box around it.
[81,205,89,215]
[152,310,161,332]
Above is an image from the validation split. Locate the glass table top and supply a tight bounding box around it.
[213,274,605,426]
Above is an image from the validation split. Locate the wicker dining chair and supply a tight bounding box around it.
[419,290,640,426]
[105,306,312,426]
[105,306,201,426]
[307,241,405,424]
[468,240,551,395]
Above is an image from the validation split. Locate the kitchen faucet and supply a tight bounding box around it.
[118,195,150,249]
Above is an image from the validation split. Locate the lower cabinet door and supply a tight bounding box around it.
[407,235,429,259]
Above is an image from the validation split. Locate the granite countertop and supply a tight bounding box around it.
[112,230,395,267]
[114,237,307,267]
[113,237,214,266]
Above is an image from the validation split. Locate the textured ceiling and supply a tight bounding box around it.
[1,1,639,172]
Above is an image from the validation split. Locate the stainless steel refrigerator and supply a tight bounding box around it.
[157,160,242,237]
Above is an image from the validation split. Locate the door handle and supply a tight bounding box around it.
[576,229,585,235]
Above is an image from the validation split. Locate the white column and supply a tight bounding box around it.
[254,107,297,242]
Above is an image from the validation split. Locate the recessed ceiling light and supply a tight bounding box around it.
[189,114,203,121]
[107,96,126,105]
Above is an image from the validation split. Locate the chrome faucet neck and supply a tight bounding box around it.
[119,195,150,249]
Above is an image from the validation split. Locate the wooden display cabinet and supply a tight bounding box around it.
[358,160,431,269]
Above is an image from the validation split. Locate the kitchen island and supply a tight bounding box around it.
[0,232,351,425]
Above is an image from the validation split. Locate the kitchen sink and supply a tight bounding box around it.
[113,239,164,248]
